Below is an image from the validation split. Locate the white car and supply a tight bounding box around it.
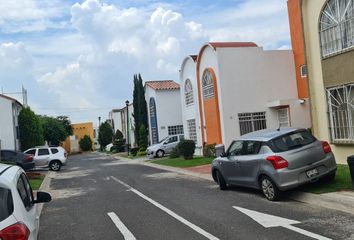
[24,146,67,171]
[0,164,51,240]
[147,135,184,158]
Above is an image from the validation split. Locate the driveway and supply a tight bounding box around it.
[39,152,354,240]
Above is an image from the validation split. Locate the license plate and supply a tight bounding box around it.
[306,168,319,178]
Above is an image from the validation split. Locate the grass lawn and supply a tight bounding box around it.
[29,176,45,190]
[151,156,214,168]
[299,164,353,194]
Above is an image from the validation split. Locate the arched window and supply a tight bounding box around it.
[202,69,214,99]
[149,97,159,144]
[184,79,194,105]
[320,0,354,58]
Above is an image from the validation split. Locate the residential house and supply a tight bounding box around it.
[288,0,354,164]
[145,81,183,145]
[195,42,311,148]
[0,94,22,151]
[62,122,95,153]
[180,55,203,155]
[108,103,135,147]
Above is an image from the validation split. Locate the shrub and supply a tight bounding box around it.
[130,147,139,156]
[169,147,180,159]
[177,140,195,160]
[79,135,93,151]
[137,147,147,156]
[203,143,216,157]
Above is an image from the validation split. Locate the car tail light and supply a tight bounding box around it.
[24,155,33,162]
[0,222,30,240]
[322,141,332,154]
[64,152,67,158]
[266,156,288,169]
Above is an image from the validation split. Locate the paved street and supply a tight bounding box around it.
[39,153,354,240]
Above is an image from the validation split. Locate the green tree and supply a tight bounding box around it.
[79,135,92,151]
[138,124,148,148]
[18,107,44,151]
[39,116,67,146]
[113,129,125,152]
[57,116,73,136]
[133,74,148,148]
[98,121,113,150]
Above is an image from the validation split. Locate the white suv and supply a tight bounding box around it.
[0,164,51,240]
[24,146,67,171]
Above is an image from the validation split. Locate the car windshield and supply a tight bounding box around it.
[0,187,13,222]
[158,137,169,144]
[269,130,316,153]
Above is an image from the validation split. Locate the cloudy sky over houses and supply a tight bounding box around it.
[0,0,291,125]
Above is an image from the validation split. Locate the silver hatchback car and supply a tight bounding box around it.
[211,128,337,201]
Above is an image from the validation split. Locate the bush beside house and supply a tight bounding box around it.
[79,135,92,151]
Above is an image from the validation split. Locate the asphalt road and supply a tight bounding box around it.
[39,153,354,240]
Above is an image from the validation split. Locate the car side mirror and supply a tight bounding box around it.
[221,152,228,158]
[33,191,52,204]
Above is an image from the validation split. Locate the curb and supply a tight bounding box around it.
[35,171,53,217]
[115,155,354,215]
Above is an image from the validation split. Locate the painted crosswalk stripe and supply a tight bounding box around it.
[111,176,220,240]
[107,212,136,240]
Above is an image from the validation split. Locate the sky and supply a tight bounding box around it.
[0,0,291,126]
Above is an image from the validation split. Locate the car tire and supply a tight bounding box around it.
[156,150,165,158]
[49,160,62,171]
[216,170,227,190]
[260,175,280,201]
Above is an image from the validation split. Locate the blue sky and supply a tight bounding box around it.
[0,0,291,125]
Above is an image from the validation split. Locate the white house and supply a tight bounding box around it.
[0,94,22,150]
[196,42,311,148]
[108,103,135,147]
[145,81,183,145]
[179,55,203,155]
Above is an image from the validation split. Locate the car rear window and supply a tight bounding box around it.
[269,130,316,153]
[50,148,59,154]
[0,187,14,222]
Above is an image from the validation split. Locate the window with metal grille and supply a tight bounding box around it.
[202,69,214,99]
[185,79,194,106]
[168,125,184,135]
[320,0,354,58]
[300,65,307,78]
[278,108,290,127]
[187,119,197,143]
[327,83,354,142]
[238,112,267,135]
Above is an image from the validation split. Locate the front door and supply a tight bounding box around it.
[162,136,179,154]
[219,141,244,183]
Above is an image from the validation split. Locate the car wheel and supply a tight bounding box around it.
[216,170,227,190]
[260,175,280,201]
[156,150,164,158]
[49,160,62,171]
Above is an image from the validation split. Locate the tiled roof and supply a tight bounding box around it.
[0,94,22,106]
[145,80,180,90]
[190,55,198,62]
[209,42,258,49]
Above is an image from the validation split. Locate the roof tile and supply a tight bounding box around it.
[145,80,180,90]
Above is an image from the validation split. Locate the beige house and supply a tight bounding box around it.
[295,0,354,164]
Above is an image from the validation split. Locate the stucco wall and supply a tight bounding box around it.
[0,98,16,150]
[302,0,353,164]
[180,57,203,155]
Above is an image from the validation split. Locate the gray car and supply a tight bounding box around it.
[211,128,337,201]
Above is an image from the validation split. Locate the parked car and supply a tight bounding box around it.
[147,135,184,158]
[24,146,67,171]
[0,164,51,240]
[211,128,337,201]
[105,143,114,152]
[0,150,35,171]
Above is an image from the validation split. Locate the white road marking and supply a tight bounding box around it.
[111,176,220,240]
[107,212,136,240]
[233,206,331,240]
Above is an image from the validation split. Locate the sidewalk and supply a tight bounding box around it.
[116,156,354,215]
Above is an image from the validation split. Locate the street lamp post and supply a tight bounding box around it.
[98,116,101,126]
[125,100,130,155]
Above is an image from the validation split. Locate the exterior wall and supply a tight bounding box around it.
[145,86,183,145]
[197,46,222,145]
[287,0,309,99]
[302,0,353,164]
[63,122,95,153]
[0,98,18,150]
[121,104,135,147]
[110,110,122,134]
[197,45,311,149]
[180,57,203,155]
